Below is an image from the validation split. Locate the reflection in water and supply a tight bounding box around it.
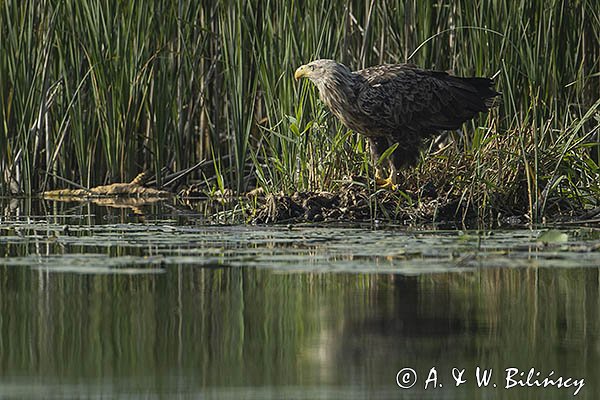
[0,266,597,399]
[0,198,599,399]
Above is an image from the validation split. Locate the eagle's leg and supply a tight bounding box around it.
[368,137,397,189]
[374,166,386,182]
[387,159,398,185]
[375,159,397,189]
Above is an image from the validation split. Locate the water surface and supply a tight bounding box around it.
[1,198,599,399]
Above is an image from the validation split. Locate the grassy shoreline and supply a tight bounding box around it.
[1,0,599,224]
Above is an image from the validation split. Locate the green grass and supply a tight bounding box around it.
[1,0,599,222]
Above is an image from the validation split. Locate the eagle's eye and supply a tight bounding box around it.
[310,65,315,71]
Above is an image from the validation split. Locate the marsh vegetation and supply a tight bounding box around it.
[1,0,599,223]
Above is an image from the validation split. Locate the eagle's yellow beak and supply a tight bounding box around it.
[294,65,308,80]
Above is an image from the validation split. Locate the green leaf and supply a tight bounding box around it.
[376,143,399,166]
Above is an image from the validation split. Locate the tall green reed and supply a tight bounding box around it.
[0,0,598,221]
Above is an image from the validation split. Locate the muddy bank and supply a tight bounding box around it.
[39,174,598,227]
[181,179,528,226]
[181,178,600,226]
[248,187,436,225]
[249,192,599,227]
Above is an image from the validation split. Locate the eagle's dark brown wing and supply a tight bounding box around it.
[354,64,498,138]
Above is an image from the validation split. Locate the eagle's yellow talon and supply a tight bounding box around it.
[375,177,397,190]
[374,168,397,190]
